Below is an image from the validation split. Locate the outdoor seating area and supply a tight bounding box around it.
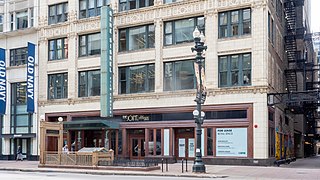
[44,148,114,166]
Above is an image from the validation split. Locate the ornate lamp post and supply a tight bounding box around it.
[192,26,207,173]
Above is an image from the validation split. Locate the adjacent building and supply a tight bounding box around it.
[0,0,39,160]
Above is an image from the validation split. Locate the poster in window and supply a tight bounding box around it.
[216,128,247,157]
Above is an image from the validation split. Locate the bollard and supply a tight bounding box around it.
[166,158,168,172]
[182,159,184,173]
[186,159,187,172]
[162,158,164,172]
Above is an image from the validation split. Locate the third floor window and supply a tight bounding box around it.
[219,8,251,38]
[79,33,101,57]
[79,70,101,97]
[48,73,68,100]
[164,17,205,45]
[49,3,68,25]
[49,38,68,60]
[10,8,34,31]
[119,24,155,52]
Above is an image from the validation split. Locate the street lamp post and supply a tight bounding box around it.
[192,26,207,173]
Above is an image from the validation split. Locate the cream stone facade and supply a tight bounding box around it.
[2,0,304,165]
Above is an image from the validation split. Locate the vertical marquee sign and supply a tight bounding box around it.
[0,48,6,115]
[27,42,35,113]
[100,6,114,117]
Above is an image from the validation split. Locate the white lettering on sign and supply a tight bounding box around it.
[0,61,6,102]
[27,56,34,100]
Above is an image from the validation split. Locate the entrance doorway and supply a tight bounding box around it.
[175,128,195,159]
[130,137,145,159]
[13,138,30,160]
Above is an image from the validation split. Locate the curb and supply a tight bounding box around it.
[0,167,226,178]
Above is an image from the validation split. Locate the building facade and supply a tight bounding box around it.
[11,0,308,165]
[0,0,39,160]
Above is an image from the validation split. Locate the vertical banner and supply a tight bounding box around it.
[194,62,207,94]
[100,6,113,117]
[0,48,6,115]
[27,42,35,113]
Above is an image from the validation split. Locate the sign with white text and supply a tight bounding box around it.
[27,42,35,113]
[0,48,6,115]
[216,128,247,157]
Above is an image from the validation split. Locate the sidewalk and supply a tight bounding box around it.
[0,160,320,179]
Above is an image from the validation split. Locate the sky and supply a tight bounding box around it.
[311,0,320,32]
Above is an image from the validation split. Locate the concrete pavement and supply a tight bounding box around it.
[0,157,320,179]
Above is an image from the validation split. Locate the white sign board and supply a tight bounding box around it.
[188,138,195,157]
[178,138,185,157]
[216,128,247,157]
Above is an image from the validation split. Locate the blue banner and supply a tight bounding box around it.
[0,48,6,115]
[27,42,35,113]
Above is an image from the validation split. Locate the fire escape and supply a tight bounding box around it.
[267,0,320,151]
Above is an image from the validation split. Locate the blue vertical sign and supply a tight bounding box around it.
[100,6,113,117]
[0,48,6,115]
[27,42,35,113]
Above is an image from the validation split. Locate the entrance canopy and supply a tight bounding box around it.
[63,120,119,130]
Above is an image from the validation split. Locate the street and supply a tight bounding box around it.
[0,171,213,180]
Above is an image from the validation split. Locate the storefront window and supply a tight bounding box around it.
[207,128,213,156]
[118,130,122,155]
[148,129,154,155]
[156,129,161,155]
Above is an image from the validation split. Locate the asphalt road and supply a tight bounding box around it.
[0,171,214,180]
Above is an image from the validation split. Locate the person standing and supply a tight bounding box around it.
[16,146,23,161]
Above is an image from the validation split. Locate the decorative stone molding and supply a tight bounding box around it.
[251,0,267,9]
[68,10,77,22]
[76,19,100,34]
[208,86,268,97]
[115,0,205,27]
[216,0,253,8]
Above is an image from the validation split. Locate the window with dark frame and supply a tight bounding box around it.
[11,82,32,134]
[48,73,68,99]
[218,53,251,87]
[119,64,155,94]
[10,47,28,66]
[164,16,205,45]
[79,33,101,56]
[119,24,155,52]
[164,60,195,91]
[119,0,154,12]
[49,2,68,25]
[79,0,109,19]
[16,11,28,29]
[78,70,101,97]
[218,8,251,38]
[49,38,68,60]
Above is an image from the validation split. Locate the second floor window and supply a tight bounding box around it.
[10,47,28,66]
[79,70,101,97]
[49,3,68,25]
[79,0,109,19]
[49,38,68,60]
[219,8,251,38]
[119,24,155,51]
[119,0,154,12]
[79,33,101,56]
[119,64,155,94]
[48,73,68,99]
[219,53,251,87]
[164,17,205,45]
[164,60,195,91]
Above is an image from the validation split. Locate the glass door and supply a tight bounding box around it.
[131,137,145,159]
